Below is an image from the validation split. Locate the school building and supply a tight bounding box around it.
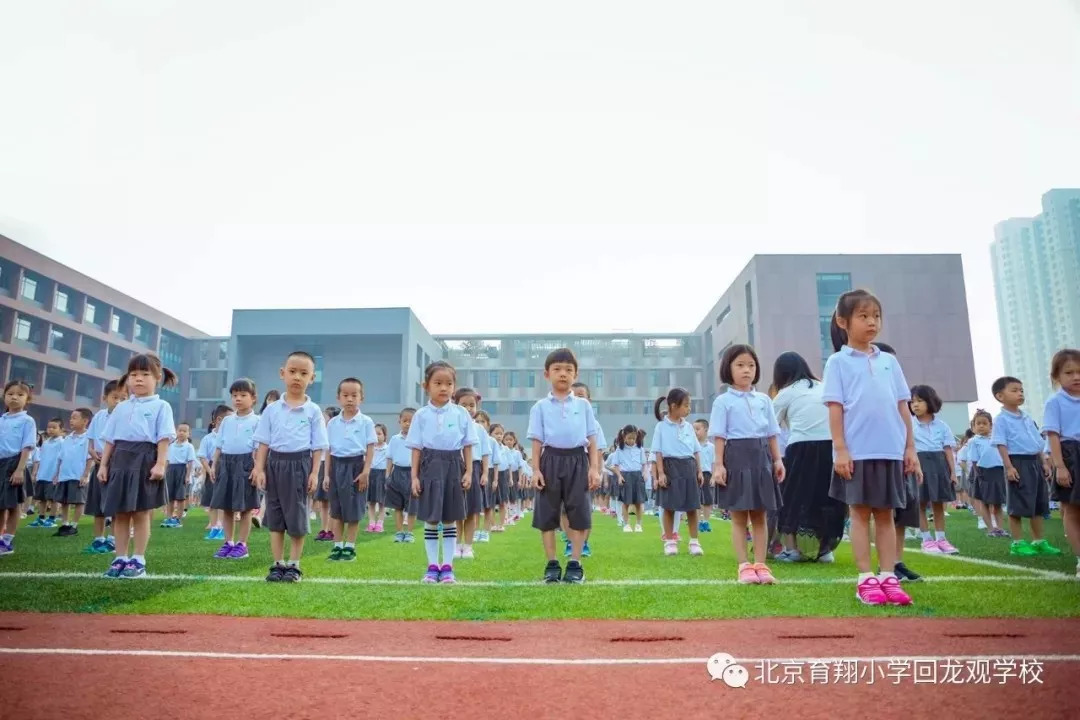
[2,234,979,441]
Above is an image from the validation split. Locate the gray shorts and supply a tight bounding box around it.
[1006,454,1049,518]
[265,450,312,538]
[166,464,188,502]
[383,465,418,514]
[532,446,590,532]
[328,455,366,524]
[54,481,87,505]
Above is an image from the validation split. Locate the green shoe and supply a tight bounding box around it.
[327,546,344,562]
[341,546,357,562]
[1010,540,1038,557]
[1031,539,1063,556]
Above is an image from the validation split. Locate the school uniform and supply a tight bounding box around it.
[404,402,472,524]
[651,417,702,512]
[25,446,39,496]
[914,416,957,503]
[612,445,648,505]
[197,431,220,508]
[967,435,1006,506]
[495,441,511,506]
[508,447,522,504]
[101,394,176,515]
[211,413,261,512]
[253,397,329,537]
[464,420,489,516]
[991,408,1049,518]
[368,443,389,505]
[313,459,330,502]
[165,440,196,503]
[1044,389,1080,505]
[698,441,716,506]
[646,451,658,504]
[485,439,503,510]
[0,411,36,510]
[527,392,597,531]
[325,412,375,523]
[34,437,63,503]
[823,346,910,510]
[385,431,418,514]
[707,389,783,512]
[54,431,92,505]
[85,409,110,517]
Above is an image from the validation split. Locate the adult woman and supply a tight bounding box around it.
[771,351,846,562]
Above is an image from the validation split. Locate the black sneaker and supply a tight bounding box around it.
[327,546,344,562]
[282,565,303,583]
[543,560,562,584]
[265,564,286,582]
[563,560,585,584]
[894,562,922,582]
[340,547,356,562]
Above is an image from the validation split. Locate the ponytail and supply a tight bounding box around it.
[829,311,847,352]
[653,395,667,421]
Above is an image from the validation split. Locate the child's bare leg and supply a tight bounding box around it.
[932,502,946,532]
[662,509,675,538]
[222,511,235,542]
[237,510,253,545]
[687,510,700,540]
[873,508,897,570]
[731,511,749,563]
[346,521,360,544]
[270,530,285,563]
[849,505,872,573]
[749,510,767,563]
[288,534,305,562]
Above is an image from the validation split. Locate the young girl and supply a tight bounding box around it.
[910,384,959,554]
[313,406,340,542]
[1044,348,1080,578]
[454,388,489,559]
[0,381,37,556]
[97,354,178,578]
[211,379,262,559]
[709,344,785,584]
[504,432,522,525]
[366,424,388,532]
[956,429,975,513]
[652,388,705,556]
[29,419,62,528]
[406,361,473,584]
[199,405,231,541]
[162,422,196,528]
[694,419,716,532]
[824,289,918,606]
[966,410,1008,536]
[612,425,646,532]
[491,423,509,532]
[385,407,418,543]
[472,410,494,542]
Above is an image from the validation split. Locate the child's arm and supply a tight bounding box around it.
[97,443,115,484]
[212,448,222,481]
[711,438,727,486]
[531,439,543,488]
[358,442,374,491]
[410,448,422,496]
[944,446,956,485]
[11,447,30,485]
[654,451,667,487]
[1048,432,1070,487]
[768,435,785,482]
[152,439,170,481]
[896,401,918,477]
[827,403,852,480]
[80,454,94,486]
[324,454,332,492]
[587,435,600,490]
[462,444,473,489]
[694,450,704,486]
[252,444,268,490]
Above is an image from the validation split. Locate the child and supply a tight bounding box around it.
[824,290,917,606]
[989,376,1061,557]
[312,407,339,541]
[29,419,63,528]
[654,389,704,556]
[20,443,39,520]
[385,407,418,543]
[406,360,474,584]
[967,409,1008,536]
[527,348,600,584]
[252,351,329,582]
[709,344,784,582]
[454,388,489,559]
[473,410,494,542]
[97,354,178,578]
[324,379,375,561]
[956,430,984,528]
[162,423,196,528]
[254,389,281,528]
[504,432,522,526]
[694,419,716,532]
[199,405,232,540]
[910,384,959,554]
[568,382,604,557]
[366,425,389,533]
[0,381,37,556]
[612,425,646,532]
[84,380,122,553]
[52,408,94,537]
[211,379,262,559]
[491,423,510,532]
[1043,348,1080,577]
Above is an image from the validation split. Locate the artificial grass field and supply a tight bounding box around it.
[0,506,1076,621]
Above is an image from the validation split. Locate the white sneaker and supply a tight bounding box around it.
[455,546,465,558]
[977,518,987,530]
[689,541,704,556]
[623,524,633,533]
[309,511,316,521]
[462,546,475,559]
[634,524,643,533]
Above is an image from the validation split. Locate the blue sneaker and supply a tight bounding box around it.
[702,521,712,532]
[105,537,116,552]
[120,559,146,578]
[0,539,12,556]
[104,558,127,578]
[393,532,405,543]
[582,541,592,558]
[564,540,572,557]
[28,517,44,528]
[160,518,172,528]
[204,528,217,540]
[83,539,108,554]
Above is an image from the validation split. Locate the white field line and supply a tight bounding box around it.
[0,571,1071,587]
[0,647,1078,666]
[906,548,1073,579]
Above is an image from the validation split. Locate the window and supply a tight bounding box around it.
[84,302,97,326]
[415,384,422,404]
[15,317,31,342]
[107,344,130,370]
[110,313,120,334]
[134,320,151,345]
[44,366,68,396]
[527,371,536,389]
[55,290,69,314]
[649,370,662,387]
[19,276,37,302]
[643,401,653,414]
[594,370,603,388]
[489,371,499,388]
[715,305,731,325]
[623,401,634,414]
[509,371,520,388]
[626,372,636,388]
[423,352,430,368]
[9,357,39,388]
[816,273,852,363]
[219,341,227,361]
[513,401,530,414]
[744,281,753,315]
[76,375,100,401]
[49,327,71,355]
[79,336,103,368]
[416,345,423,368]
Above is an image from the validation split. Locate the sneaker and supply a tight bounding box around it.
[894,562,922,582]
[83,539,108,554]
[543,560,562,583]
[28,517,44,528]
[403,532,415,543]
[879,575,913,606]
[688,540,704,556]
[120,559,146,579]
[366,523,376,533]
[315,530,329,542]
[104,558,127,578]
[1009,540,1038,556]
[462,546,475,559]
[159,518,172,528]
[921,539,943,553]
[422,564,441,583]
[904,527,920,540]
[42,518,56,528]
[817,551,835,563]
[582,542,591,558]
[976,517,987,530]
[324,531,336,542]
[856,576,888,606]
[737,563,759,584]
[309,511,317,521]
[477,531,489,543]
[373,523,383,533]
[214,542,234,559]
[393,532,405,543]
[282,565,303,583]
[936,539,959,555]
[105,538,116,552]
[213,527,226,540]
[754,563,776,584]
[340,547,357,562]
[623,524,633,533]
[672,532,680,542]
[171,519,183,529]
[564,540,572,557]
[990,528,1010,538]
[634,524,643,533]
[563,560,585,584]
[327,546,345,562]
[53,525,76,537]
[454,546,464,558]
[439,564,456,584]
[203,529,217,541]
[702,521,712,532]
[663,540,678,556]
[1031,539,1063,556]
[265,564,286,582]
[228,544,249,559]
[775,549,801,563]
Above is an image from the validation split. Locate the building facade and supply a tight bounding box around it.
[991,189,1080,423]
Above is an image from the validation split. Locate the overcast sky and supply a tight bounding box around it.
[2,1,1078,410]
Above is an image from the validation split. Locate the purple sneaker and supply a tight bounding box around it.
[214,542,233,559]
[439,564,456,584]
[422,564,440,583]
[228,543,249,559]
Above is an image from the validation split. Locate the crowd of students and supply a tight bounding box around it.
[1,287,1077,606]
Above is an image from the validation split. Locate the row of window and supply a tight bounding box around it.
[441,337,701,361]
[473,369,696,390]
[7,355,106,402]
[465,399,708,417]
[9,310,137,371]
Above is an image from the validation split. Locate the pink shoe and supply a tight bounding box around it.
[688,540,704,556]
[921,539,943,553]
[879,575,913,605]
[439,564,456,584]
[672,532,680,542]
[738,563,760,584]
[856,576,888,605]
[754,563,776,584]
[663,540,678,556]
[936,538,959,555]
[366,523,376,533]
[374,523,384,533]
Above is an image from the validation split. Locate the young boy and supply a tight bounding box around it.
[252,351,329,582]
[52,409,94,537]
[385,407,418,543]
[990,376,1062,557]
[84,381,122,553]
[694,419,715,532]
[162,423,196,528]
[29,419,63,528]
[325,378,375,561]
[527,348,601,584]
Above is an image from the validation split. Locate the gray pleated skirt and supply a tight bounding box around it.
[103,441,166,515]
[828,458,905,510]
[416,448,466,524]
[659,456,701,512]
[621,470,647,505]
[1052,440,1080,504]
[716,437,782,512]
[211,453,259,512]
[464,460,484,515]
[482,468,496,510]
[85,462,106,517]
[165,463,188,502]
[328,455,366,523]
[917,451,955,503]
[699,472,715,506]
[894,473,920,528]
[54,481,87,505]
[366,468,386,505]
[974,466,1007,506]
[0,455,27,510]
[496,470,510,504]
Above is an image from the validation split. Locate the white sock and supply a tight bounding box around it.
[935,531,946,541]
[441,526,457,565]
[345,542,355,549]
[424,523,439,565]
[921,531,932,541]
[132,555,146,564]
[334,541,344,548]
[107,535,115,542]
[877,571,894,581]
[858,572,874,582]
[95,536,105,543]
